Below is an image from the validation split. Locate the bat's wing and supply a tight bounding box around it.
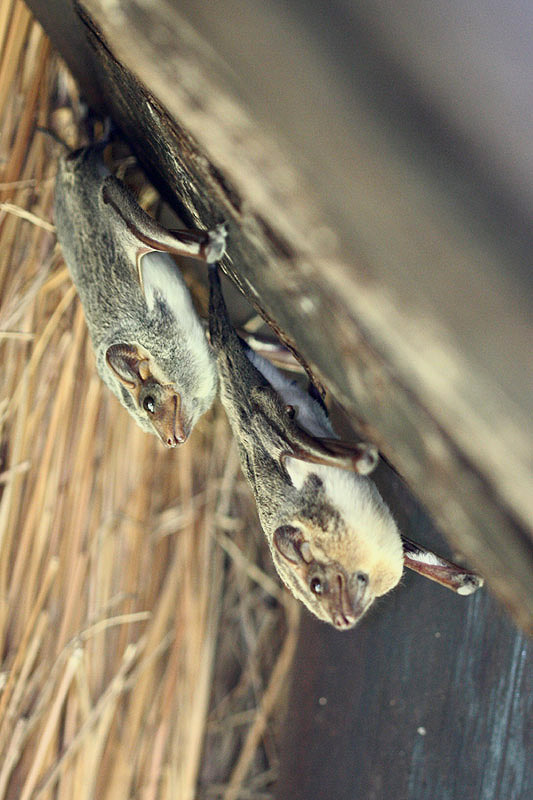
[401,535,484,594]
[282,429,379,476]
[102,176,226,289]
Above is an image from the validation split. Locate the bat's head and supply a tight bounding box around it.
[271,464,404,629]
[105,342,213,447]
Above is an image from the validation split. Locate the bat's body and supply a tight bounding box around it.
[55,145,226,446]
[208,264,404,628]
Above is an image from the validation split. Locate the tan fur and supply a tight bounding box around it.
[208,264,404,629]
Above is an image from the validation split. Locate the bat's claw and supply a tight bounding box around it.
[354,443,379,475]
[206,222,228,263]
[456,573,484,595]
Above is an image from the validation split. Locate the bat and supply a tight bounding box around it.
[208,263,405,628]
[207,263,483,628]
[54,140,226,446]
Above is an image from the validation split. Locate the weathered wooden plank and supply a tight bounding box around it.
[26,0,533,624]
[277,583,533,800]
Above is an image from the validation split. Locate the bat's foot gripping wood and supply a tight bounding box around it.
[205,222,228,264]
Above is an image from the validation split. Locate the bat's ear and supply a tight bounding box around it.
[106,344,150,389]
[273,525,309,565]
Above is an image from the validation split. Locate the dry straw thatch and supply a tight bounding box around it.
[0,3,299,798]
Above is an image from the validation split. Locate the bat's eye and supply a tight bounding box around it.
[285,404,296,419]
[310,577,324,595]
[143,395,156,414]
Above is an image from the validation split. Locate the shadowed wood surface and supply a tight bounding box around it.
[276,463,533,800]
[278,591,532,800]
[20,2,533,798]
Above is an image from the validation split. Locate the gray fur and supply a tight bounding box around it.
[54,145,220,445]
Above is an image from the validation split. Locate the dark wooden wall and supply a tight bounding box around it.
[277,462,533,800]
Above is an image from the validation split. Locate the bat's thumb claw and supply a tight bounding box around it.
[206,222,228,263]
[355,443,379,475]
[456,573,484,595]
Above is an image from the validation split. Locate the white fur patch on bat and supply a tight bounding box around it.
[140,252,196,318]
[405,548,443,567]
[246,349,331,438]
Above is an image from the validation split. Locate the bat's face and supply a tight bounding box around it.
[105,342,216,447]
[270,464,404,629]
[132,377,187,447]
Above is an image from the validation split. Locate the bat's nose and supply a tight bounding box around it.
[164,428,188,447]
[161,395,189,447]
[330,570,371,629]
[173,408,189,445]
[328,572,357,629]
